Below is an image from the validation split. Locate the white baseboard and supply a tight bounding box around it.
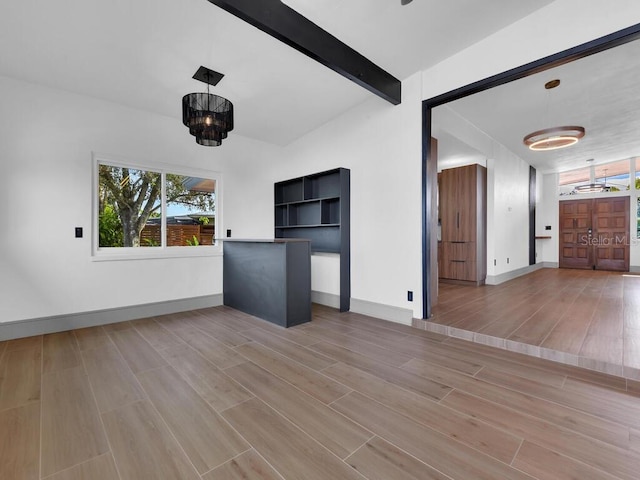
[485,262,549,285]
[350,298,413,325]
[311,290,341,309]
[0,294,223,341]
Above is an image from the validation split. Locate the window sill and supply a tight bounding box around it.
[91,246,223,262]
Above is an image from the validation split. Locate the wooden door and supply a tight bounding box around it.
[593,197,629,271]
[559,197,629,271]
[559,199,593,269]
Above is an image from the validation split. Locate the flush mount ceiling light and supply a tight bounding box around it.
[523,126,586,151]
[182,66,234,147]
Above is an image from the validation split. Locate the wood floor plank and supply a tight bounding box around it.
[137,365,248,474]
[240,328,336,371]
[442,389,640,480]
[45,453,119,480]
[310,341,452,401]
[631,428,640,453]
[102,400,200,480]
[0,403,40,480]
[214,307,321,346]
[539,292,599,354]
[512,440,619,480]
[331,391,533,480]
[234,341,351,404]
[43,331,81,373]
[185,313,252,347]
[300,324,414,367]
[73,326,111,351]
[400,358,630,449]
[110,328,167,373]
[405,335,566,385]
[102,321,134,333]
[345,436,452,480]
[131,318,184,350]
[158,344,253,412]
[164,323,246,370]
[41,367,109,477]
[443,337,628,390]
[300,317,413,351]
[475,367,640,429]
[81,344,146,413]
[0,346,41,411]
[225,361,371,459]
[6,335,42,351]
[506,288,581,346]
[201,449,284,480]
[196,307,264,332]
[323,362,522,463]
[221,397,365,480]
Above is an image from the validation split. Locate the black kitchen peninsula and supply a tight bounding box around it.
[223,239,311,327]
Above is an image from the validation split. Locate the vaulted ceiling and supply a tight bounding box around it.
[0,0,553,146]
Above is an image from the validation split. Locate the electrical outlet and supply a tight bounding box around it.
[507,257,510,264]
[226,229,231,237]
[494,259,496,266]
[75,227,83,238]
[545,225,552,230]
[407,291,413,302]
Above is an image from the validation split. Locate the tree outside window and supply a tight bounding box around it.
[98,163,216,248]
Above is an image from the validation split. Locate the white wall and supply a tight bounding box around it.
[263,72,425,319]
[5,1,640,326]
[0,75,280,323]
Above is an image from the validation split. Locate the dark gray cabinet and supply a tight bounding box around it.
[275,168,350,311]
[223,240,311,327]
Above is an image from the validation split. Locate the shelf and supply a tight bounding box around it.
[276,224,339,229]
[275,167,350,311]
[276,195,339,207]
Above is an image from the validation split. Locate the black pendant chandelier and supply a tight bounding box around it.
[182,66,233,147]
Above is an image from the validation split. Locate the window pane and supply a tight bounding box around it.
[635,157,640,190]
[595,159,630,191]
[98,164,162,247]
[166,175,216,246]
[558,167,591,195]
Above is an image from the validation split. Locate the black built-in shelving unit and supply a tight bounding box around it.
[275,168,350,311]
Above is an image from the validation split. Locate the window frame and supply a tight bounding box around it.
[92,152,223,261]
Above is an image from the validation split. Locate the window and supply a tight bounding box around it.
[558,167,591,195]
[95,156,220,258]
[558,158,633,195]
[594,159,630,191]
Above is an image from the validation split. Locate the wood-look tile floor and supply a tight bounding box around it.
[2,303,640,479]
[426,268,640,380]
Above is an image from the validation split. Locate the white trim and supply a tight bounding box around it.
[350,298,413,325]
[311,291,341,309]
[485,262,546,285]
[92,151,223,260]
[0,294,223,341]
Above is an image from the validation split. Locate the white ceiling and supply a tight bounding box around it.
[0,0,553,146]
[437,37,640,174]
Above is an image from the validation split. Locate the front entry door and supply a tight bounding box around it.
[559,199,593,269]
[559,197,629,271]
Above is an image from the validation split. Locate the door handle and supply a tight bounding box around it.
[457,212,460,229]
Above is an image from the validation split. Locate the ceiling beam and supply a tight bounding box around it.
[207,0,401,105]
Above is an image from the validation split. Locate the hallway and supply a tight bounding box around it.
[419,268,640,379]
